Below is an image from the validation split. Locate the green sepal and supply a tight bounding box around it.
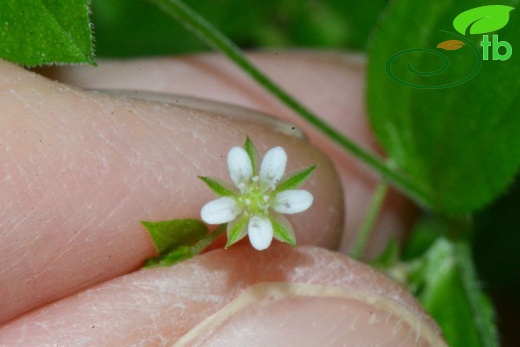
[270,213,296,246]
[198,176,236,197]
[243,136,260,175]
[225,214,249,248]
[275,165,317,192]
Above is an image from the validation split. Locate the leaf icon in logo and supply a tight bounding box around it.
[453,5,515,35]
[437,40,465,50]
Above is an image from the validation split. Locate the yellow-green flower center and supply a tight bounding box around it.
[237,176,274,216]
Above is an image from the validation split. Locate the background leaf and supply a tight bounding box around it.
[367,0,520,214]
[453,5,515,35]
[0,0,94,65]
[90,0,387,58]
[406,235,498,347]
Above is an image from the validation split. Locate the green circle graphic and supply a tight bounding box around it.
[385,30,482,89]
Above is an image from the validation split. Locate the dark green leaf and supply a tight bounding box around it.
[91,0,386,58]
[275,165,316,192]
[141,219,207,254]
[367,0,520,214]
[407,237,498,347]
[453,5,515,35]
[473,173,520,290]
[198,176,236,197]
[0,0,94,66]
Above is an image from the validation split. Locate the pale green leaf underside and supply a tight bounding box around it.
[0,0,95,66]
[453,5,514,35]
[141,219,207,254]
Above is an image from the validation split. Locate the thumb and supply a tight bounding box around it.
[0,245,446,346]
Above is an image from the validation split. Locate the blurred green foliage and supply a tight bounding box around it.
[90,0,387,57]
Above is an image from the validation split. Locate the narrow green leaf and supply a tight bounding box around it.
[198,176,236,196]
[270,214,296,246]
[243,136,260,175]
[407,237,498,347]
[275,165,316,192]
[368,0,520,214]
[0,0,95,66]
[141,219,208,254]
[453,5,515,35]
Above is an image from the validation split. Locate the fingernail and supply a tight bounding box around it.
[174,283,446,347]
[92,89,306,139]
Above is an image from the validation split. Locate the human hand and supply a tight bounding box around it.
[0,53,443,346]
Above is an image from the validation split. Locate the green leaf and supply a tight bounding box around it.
[141,219,208,254]
[367,0,520,214]
[198,176,236,197]
[407,237,498,347]
[0,0,94,66]
[275,165,317,192]
[453,5,515,35]
[243,136,260,175]
[145,246,192,268]
[142,220,227,268]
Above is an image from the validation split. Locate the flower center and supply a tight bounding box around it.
[237,175,274,216]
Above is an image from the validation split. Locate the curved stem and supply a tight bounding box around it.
[350,182,389,259]
[145,0,433,208]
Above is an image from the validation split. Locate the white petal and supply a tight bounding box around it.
[248,215,273,250]
[201,197,241,224]
[227,146,253,188]
[259,146,287,188]
[272,190,313,214]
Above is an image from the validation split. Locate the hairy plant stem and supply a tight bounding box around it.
[145,0,434,209]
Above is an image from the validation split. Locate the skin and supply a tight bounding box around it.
[0,52,441,346]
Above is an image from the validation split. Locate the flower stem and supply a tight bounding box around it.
[191,223,227,255]
[145,0,433,209]
[350,181,389,259]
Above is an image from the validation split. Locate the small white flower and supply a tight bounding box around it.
[200,137,316,250]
